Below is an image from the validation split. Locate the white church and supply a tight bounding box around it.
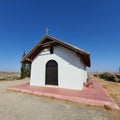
[21,35,91,90]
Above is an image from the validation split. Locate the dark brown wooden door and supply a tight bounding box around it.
[45,60,58,85]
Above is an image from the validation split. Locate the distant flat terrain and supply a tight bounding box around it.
[0,72,20,80]
[0,72,20,77]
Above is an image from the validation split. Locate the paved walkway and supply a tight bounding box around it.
[8,79,119,110]
[1,79,117,120]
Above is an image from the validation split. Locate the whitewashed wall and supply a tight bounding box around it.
[30,46,87,90]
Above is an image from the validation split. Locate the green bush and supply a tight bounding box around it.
[116,75,120,79]
[0,76,20,81]
[20,51,31,79]
[115,75,120,82]
[94,74,98,77]
[99,72,115,81]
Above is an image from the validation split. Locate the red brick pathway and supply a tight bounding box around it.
[8,79,119,110]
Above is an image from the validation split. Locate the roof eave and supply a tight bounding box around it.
[21,35,91,67]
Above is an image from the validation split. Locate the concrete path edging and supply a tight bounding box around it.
[8,79,119,110]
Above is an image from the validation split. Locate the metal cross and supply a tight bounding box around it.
[46,28,48,35]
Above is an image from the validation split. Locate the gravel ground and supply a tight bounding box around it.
[0,79,118,120]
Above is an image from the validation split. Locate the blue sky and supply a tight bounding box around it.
[0,0,120,72]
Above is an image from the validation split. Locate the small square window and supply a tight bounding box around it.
[50,47,54,54]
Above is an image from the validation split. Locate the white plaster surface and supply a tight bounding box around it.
[30,46,88,90]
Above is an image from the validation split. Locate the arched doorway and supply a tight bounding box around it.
[45,60,58,85]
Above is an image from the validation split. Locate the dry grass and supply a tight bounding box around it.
[90,74,120,119]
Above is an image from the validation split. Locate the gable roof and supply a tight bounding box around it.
[21,35,91,67]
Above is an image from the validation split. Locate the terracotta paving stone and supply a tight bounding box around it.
[8,79,119,110]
